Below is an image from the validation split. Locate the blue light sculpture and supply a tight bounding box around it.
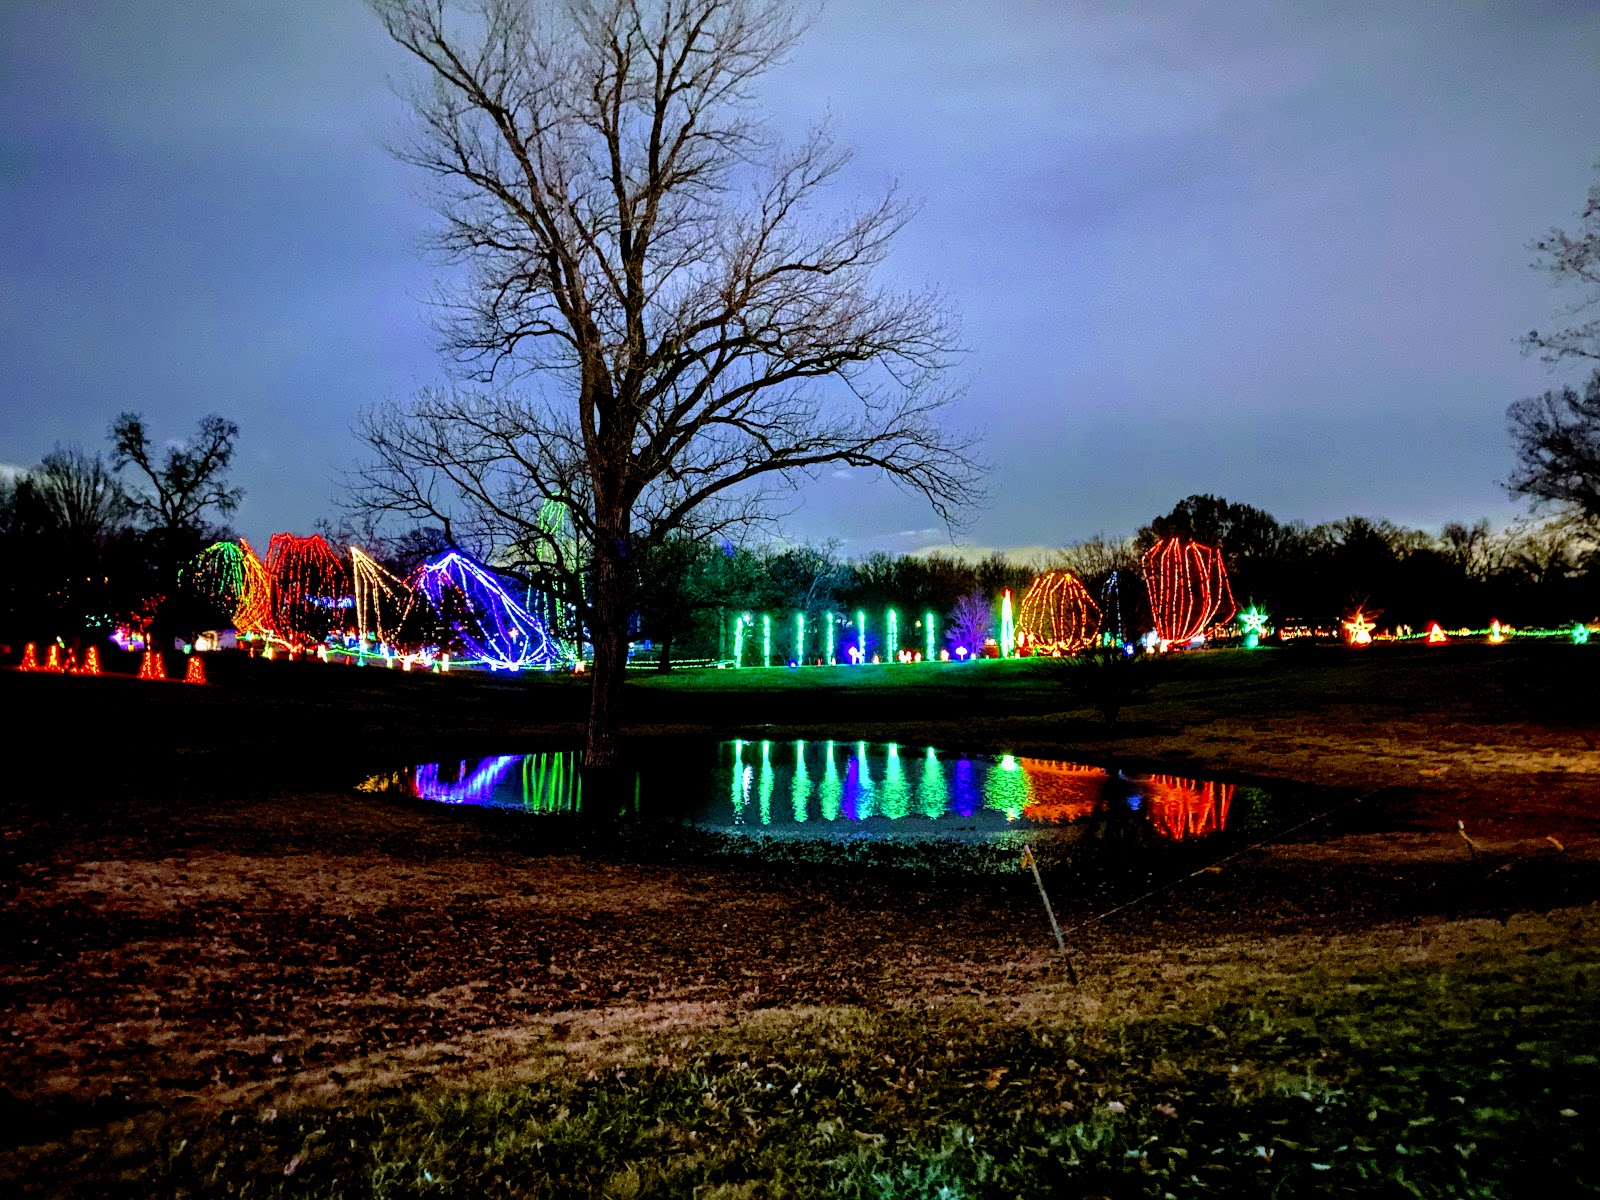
[412,550,562,670]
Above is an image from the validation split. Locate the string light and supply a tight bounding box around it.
[925,611,936,663]
[887,609,899,662]
[856,609,866,664]
[762,613,772,667]
[1142,538,1236,646]
[825,613,835,664]
[1141,776,1234,841]
[1489,619,1507,644]
[733,613,750,667]
[1342,609,1375,646]
[1016,570,1101,655]
[1427,622,1447,644]
[19,643,38,671]
[138,649,166,680]
[1575,623,1592,646]
[999,590,1015,657]
[266,533,350,648]
[184,655,207,684]
[350,547,412,645]
[76,646,100,675]
[187,539,273,633]
[44,644,63,672]
[795,612,806,665]
[411,550,560,670]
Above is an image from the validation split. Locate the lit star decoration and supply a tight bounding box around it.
[1016,570,1102,655]
[1142,538,1237,646]
[1575,623,1592,646]
[1342,609,1375,646]
[1236,606,1270,651]
[266,534,351,648]
[411,550,561,670]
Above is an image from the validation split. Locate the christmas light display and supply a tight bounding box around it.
[1142,538,1236,646]
[825,613,835,664]
[999,590,1015,657]
[925,612,936,663]
[76,646,100,675]
[1489,619,1507,644]
[350,547,412,645]
[762,613,772,667]
[184,655,207,684]
[1342,609,1375,646]
[1237,606,1270,650]
[138,649,165,680]
[1016,570,1102,655]
[19,643,38,671]
[44,644,63,672]
[887,609,899,662]
[795,612,806,665]
[186,539,273,633]
[1428,623,1447,644]
[733,613,751,667]
[411,550,561,670]
[266,534,350,647]
[1575,623,1592,646]
[856,609,866,664]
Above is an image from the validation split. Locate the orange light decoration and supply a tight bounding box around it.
[1342,609,1375,646]
[1427,622,1447,644]
[137,649,166,680]
[184,655,207,685]
[1016,570,1102,655]
[1142,537,1236,645]
[19,643,39,671]
[1142,776,1234,841]
[266,533,351,649]
[1019,759,1106,824]
[44,644,64,672]
[76,646,101,675]
[187,539,274,634]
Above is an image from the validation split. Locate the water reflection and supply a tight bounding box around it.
[371,742,1244,847]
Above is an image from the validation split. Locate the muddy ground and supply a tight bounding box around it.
[2,642,1598,1178]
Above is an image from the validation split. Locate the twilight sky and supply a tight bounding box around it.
[2,1,1597,556]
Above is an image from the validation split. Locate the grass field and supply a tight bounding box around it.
[2,643,1598,1195]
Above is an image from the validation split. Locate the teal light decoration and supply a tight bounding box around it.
[734,612,751,667]
[825,613,835,664]
[795,611,806,665]
[856,608,867,663]
[762,613,772,667]
[1238,605,1270,650]
[887,609,899,661]
[1576,623,1592,646]
[925,611,936,662]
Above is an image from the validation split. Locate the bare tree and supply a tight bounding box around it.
[1507,370,1600,530]
[1522,164,1600,365]
[357,0,981,769]
[111,413,243,544]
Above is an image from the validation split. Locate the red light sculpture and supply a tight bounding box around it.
[1016,570,1102,655]
[184,655,207,684]
[1142,538,1236,645]
[138,649,166,680]
[77,646,101,675]
[19,643,38,671]
[266,534,350,649]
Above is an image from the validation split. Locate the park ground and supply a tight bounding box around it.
[2,643,1598,1196]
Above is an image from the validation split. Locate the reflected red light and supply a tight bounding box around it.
[1141,775,1234,840]
[1019,759,1106,824]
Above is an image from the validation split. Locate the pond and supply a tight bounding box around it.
[361,740,1282,865]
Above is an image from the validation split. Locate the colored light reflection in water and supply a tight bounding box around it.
[401,751,583,812]
[706,742,1241,844]
[375,743,1250,848]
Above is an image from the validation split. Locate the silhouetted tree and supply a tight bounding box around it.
[357,0,981,769]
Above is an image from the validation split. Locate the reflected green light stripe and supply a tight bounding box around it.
[791,739,810,821]
[820,740,841,820]
[759,739,774,825]
[881,742,909,819]
[917,746,947,818]
[984,752,1031,819]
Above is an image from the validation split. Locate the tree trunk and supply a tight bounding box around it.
[584,508,631,784]
[657,632,674,672]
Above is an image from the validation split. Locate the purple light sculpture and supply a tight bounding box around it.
[411,550,562,670]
